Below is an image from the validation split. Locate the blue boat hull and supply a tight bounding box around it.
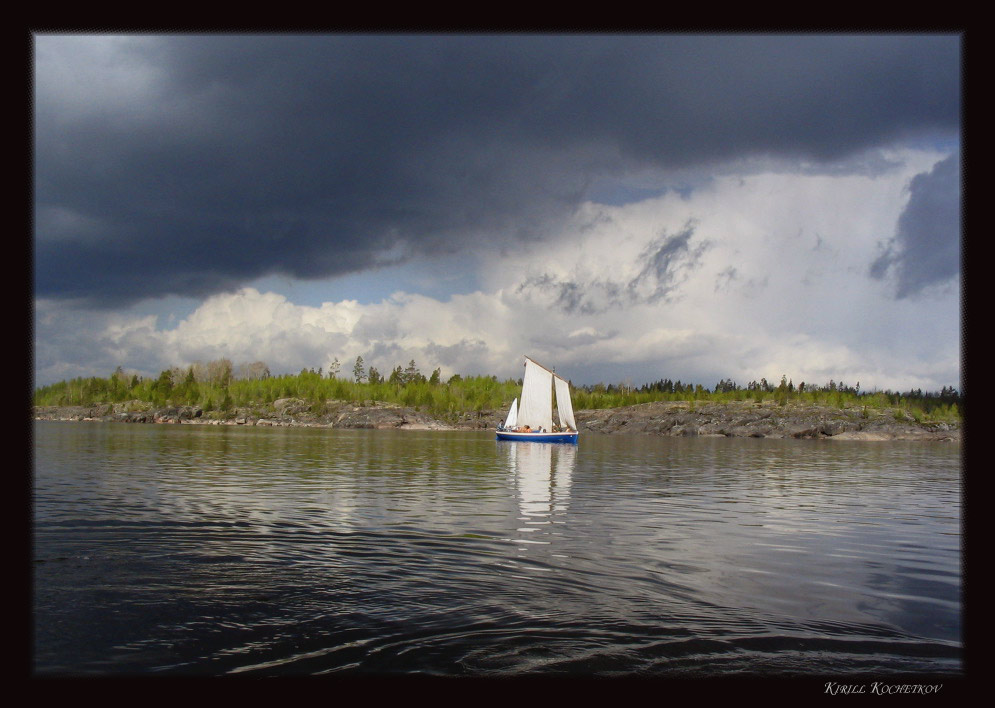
[495,430,579,444]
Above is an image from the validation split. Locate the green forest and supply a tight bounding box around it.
[33,357,962,425]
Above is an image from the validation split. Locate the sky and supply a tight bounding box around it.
[32,34,962,392]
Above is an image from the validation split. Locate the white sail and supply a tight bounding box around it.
[504,398,518,428]
[554,375,576,431]
[517,358,553,431]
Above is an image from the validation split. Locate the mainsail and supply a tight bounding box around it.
[517,359,553,431]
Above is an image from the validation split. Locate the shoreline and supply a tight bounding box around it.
[33,398,960,442]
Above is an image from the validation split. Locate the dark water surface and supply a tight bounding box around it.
[32,421,961,676]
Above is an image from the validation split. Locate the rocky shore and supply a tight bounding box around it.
[575,400,959,442]
[33,397,959,442]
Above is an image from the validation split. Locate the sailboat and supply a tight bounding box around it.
[496,356,579,444]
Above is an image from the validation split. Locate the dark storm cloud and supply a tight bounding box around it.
[869,152,961,298]
[34,34,960,306]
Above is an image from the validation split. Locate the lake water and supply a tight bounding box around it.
[32,421,962,677]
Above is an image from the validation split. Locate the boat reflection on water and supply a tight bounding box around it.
[499,441,576,547]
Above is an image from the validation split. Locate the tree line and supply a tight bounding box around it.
[34,357,507,421]
[34,357,961,423]
[576,374,960,421]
